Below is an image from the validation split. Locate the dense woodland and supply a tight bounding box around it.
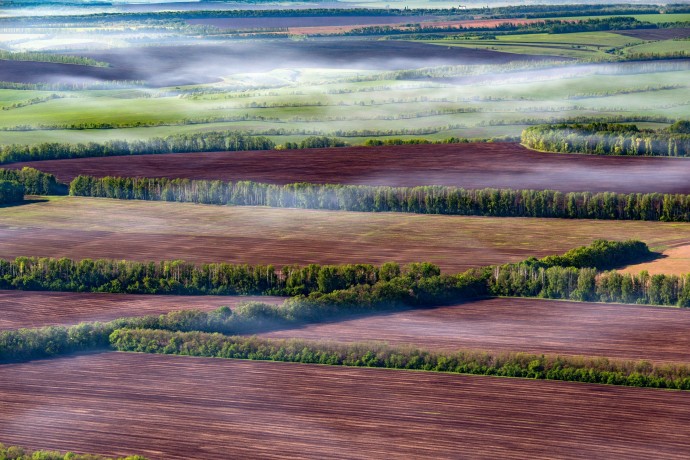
[0,180,24,204]
[0,167,64,195]
[70,176,690,222]
[522,121,690,157]
[490,265,690,306]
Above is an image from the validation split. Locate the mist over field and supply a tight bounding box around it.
[2,1,690,458]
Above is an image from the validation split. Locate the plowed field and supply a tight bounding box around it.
[13,143,690,194]
[0,291,282,330]
[1,353,690,459]
[2,197,689,272]
[264,297,690,364]
[620,243,690,276]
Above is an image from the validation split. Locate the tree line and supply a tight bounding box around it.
[0,444,146,460]
[522,121,690,157]
[0,256,456,297]
[0,132,275,164]
[7,314,690,390]
[0,240,656,304]
[340,16,654,38]
[0,167,66,195]
[484,240,690,306]
[490,265,690,307]
[0,50,109,67]
[0,179,24,204]
[110,330,690,391]
[69,176,690,222]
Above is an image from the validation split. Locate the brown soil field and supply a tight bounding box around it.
[2,353,690,459]
[621,243,690,276]
[616,28,690,40]
[0,291,283,330]
[186,15,438,29]
[288,18,550,35]
[2,197,689,272]
[14,143,690,194]
[264,297,690,364]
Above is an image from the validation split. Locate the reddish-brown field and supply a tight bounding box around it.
[264,297,690,364]
[14,143,690,194]
[621,243,690,276]
[2,353,690,459]
[186,15,437,29]
[0,291,282,330]
[2,197,690,272]
[288,18,551,35]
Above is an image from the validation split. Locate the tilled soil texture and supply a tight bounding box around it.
[3,197,690,273]
[2,353,690,459]
[264,297,690,364]
[0,42,550,86]
[615,28,690,40]
[0,291,283,330]
[288,18,558,35]
[14,143,690,194]
[186,15,439,29]
[620,243,690,276]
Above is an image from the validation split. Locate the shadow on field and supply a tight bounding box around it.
[240,297,489,336]
[0,198,49,209]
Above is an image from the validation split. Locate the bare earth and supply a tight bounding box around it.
[0,291,283,330]
[264,297,690,364]
[11,143,690,194]
[621,244,690,276]
[2,197,690,272]
[2,353,690,459]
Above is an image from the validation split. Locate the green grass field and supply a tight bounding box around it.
[0,65,685,145]
[423,32,646,59]
[624,39,690,55]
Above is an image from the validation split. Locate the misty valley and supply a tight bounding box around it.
[1,0,690,459]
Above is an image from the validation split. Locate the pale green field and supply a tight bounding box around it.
[624,39,690,55]
[542,13,690,24]
[0,48,688,146]
[424,32,646,59]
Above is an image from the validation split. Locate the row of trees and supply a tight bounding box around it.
[0,444,145,460]
[0,180,24,204]
[0,256,450,296]
[110,329,690,390]
[0,240,655,300]
[0,167,65,195]
[0,50,108,67]
[341,16,654,38]
[0,80,145,91]
[489,265,690,307]
[522,121,690,157]
[0,132,275,164]
[6,315,690,389]
[69,176,690,222]
[6,4,680,23]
